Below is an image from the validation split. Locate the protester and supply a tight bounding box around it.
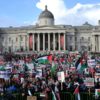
[0,51,99,100]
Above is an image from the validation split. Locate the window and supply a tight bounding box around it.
[75,37,77,41]
[2,37,4,41]
[88,46,90,51]
[45,19,47,25]
[20,36,23,41]
[81,37,84,40]
[9,37,11,42]
[88,37,90,41]
[16,37,18,42]
[21,46,23,51]
[9,46,11,52]
[69,45,72,51]
[70,36,72,40]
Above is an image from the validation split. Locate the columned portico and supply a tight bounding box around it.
[26,32,66,51]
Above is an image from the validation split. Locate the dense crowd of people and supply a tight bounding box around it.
[0,51,100,100]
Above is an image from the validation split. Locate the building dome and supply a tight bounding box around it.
[39,5,54,20]
[38,5,54,26]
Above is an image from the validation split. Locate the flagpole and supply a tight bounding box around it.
[89,88,91,96]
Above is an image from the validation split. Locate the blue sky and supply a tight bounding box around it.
[0,0,100,27]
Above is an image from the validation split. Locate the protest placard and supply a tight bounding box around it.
[84,78,94,87]
[27,96,37,100]
[87,59,96,67]
[95,73,100,82]
[65,70,69,77]
[70,67,76,73]
[57,71,65,82]
[84,68,89,75]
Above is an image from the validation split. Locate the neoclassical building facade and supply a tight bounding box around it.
[0,6,100,53]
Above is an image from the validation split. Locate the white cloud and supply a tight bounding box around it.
[36,0,100,25]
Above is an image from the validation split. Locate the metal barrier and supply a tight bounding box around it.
[0,92,95,100]
[60,92,74,100]
[80,92,95,100]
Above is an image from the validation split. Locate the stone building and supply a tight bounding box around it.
[0,6,100,53]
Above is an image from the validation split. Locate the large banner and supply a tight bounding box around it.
[84,78,94,87]
[0,71,10,80]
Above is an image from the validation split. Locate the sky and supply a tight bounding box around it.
[0,0,100,27]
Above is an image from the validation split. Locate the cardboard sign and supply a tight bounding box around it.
[88,59,96,67]
[70,67,76,73]
[84,68,89,75]
[57,71,65,82]
[95,73,100,82]
[36,69,42,78]
[65,70,69,77]
[27,96,37,100]
[84,78,94,87]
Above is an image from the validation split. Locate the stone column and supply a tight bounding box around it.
[59,33,61,50]
[95,35,99,52]
[64,33,65,50]
[19,35,21,51]
[38,33,40,51]
[33,34,34,51]
[99,36,100,52]
[91,35,95,52]
[25,35,27,51]
[48,33,50,51]
[43,33,45,51]
[53,33,55,51]
[27,35,29,51]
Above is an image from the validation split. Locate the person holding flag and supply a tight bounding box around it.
[74,81,81,100]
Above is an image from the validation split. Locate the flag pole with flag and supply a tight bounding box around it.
[74,85,81,100]
[75,57,87,72]
[36,54,52,64]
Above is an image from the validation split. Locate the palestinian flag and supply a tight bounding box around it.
[95,89,100,97]
[37,55,52,64]
[74,86,80,100]
[0,66,6,71]
[75,57,87,71]
[50,62,57,76]
[52,90,57,100]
